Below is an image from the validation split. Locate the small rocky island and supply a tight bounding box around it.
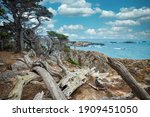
[70,41,105,47]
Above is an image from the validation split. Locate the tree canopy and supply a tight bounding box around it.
[47,31,68,40]
[0,0,53,52]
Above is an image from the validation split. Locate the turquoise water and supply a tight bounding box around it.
[70,39,150,60]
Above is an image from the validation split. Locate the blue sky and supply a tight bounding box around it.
[39,0,150,40]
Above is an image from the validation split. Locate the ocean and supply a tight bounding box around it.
[70,39,150,60]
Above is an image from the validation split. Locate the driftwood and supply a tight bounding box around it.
[33,66,67,100]
[88,83,99,90]
[55,53,89,97]
[59,68,89,97]
[33,60,62,79]
[8,72,39,100]
[23,54,33,68]
[107,57,150,100]
[56,53,70,76]
[11,50,35,70]
[33,91,44,100]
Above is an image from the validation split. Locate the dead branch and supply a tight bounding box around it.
[33,66,67,100]
[107,57,150,100]
[8,72,39,100]
[35,60,62,79]
[55,53,70,76]
[87,83,99,90]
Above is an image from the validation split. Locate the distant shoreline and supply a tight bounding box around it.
[69,39,150,60]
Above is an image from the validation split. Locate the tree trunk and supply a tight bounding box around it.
[107,57,150,100]
[15,29,24,52]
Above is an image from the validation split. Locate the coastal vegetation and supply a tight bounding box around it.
[0,0,150,100]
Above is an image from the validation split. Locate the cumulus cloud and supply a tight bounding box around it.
[40,0,96,16]
[58,4,95,16]
[85,29,97,35]
[84,26,135,39]
[136,30,150,38]
[138,16,150,22]
[57,24,84,33]
[116,7,150,19]
[111,26,132,32]
[62,24,84,30]
[100,10,115,17]
[106,20,140,26]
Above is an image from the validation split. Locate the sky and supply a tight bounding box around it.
[5,0,150,40]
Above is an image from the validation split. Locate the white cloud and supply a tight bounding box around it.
[40,0,93,16]
[83,26,135,39]
[67,33,78,39]
[111,26,132,32]
[138,16,150,22]
[116,7,150,19]
[136,30,150,38]
[62,24,84,30]
[48,7,57,15]
[57,24,84,33]
[101,10,115,17]
[106,20,140,26]
[85,28,97,35]
[58,4,95,16]
[36,19,55,35]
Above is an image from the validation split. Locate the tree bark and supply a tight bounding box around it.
[16,29,24,52]
[107,57,150,100]
[8,72,39,100]
[33,66,67,100]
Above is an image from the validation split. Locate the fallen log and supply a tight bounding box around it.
[33,60,62,79]
[8,72,39,100]
[33,66,67,100]
[59,68,89,97]
[107,57,150,100]
[55,53,89,97]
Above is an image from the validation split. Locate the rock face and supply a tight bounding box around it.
[68,50,110,73]
[67,49,150,83]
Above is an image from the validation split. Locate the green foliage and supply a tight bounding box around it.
[0,8,5,15]
[0,32,8,37]
[47,31,68,40]
[67,57,80,66]
[63,44,70,52]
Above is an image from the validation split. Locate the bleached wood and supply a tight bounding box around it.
[33,66,67,100]
[8,72,39,100]
[107,57,150,100]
